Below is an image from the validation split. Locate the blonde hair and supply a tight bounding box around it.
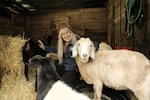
[57,27,80,64]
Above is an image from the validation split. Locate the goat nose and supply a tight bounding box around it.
[82,54,87,58]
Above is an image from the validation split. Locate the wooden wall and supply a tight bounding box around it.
[147,0,150,58]
[0,12,12,35]
[106,0,129,48]
[106,0,150,58]
[27,8,107,45]
[0,11,25,36]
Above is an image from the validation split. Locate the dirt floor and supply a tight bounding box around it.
[76,82,137,100]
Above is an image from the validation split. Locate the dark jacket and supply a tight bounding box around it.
[44,44,77,71]
[62,44,77,71]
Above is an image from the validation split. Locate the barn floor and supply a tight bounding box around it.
[75,81,137,100]
[84,89,137,100]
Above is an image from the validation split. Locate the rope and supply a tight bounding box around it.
[126,0,143,38]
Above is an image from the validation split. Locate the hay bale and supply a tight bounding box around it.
[0,35,36,100]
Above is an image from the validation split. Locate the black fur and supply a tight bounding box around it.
[28,55,60,100]
[22,38,48,81]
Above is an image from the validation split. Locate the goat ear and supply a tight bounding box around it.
[72,43,78,57]
[46,53,59,60]
[25,42,30,52]
[90,44,95,59]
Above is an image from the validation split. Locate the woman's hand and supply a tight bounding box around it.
[38,40,45,50]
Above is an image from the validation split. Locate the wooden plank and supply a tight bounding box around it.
[28,8,107,40]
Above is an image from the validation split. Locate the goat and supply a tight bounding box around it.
[72,37,150,100]
[98,42,112,50]
[28,53,91,100]
[22,38,48,81]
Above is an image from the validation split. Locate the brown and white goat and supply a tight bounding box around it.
[72,37,150,100]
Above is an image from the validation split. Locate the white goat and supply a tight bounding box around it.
[72,37,150,100]
[99,42,112,50]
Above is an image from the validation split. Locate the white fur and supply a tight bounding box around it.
[44,80,91,100]
[72,38,95,63]
[99,42,112,50]
[72,37,150,100]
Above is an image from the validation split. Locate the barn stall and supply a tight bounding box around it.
[0,0,150,100]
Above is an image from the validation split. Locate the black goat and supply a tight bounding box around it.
[28,54,59,100]
[28,54,91,100]
[22,38,48,81]
[22,37,64,92]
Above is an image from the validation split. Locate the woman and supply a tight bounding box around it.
[38,23,81,88]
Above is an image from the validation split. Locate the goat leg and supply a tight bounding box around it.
[93,82,103,100]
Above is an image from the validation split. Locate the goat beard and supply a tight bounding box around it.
[81,57,89,63]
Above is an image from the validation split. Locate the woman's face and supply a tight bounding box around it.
[61,29,72,43]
